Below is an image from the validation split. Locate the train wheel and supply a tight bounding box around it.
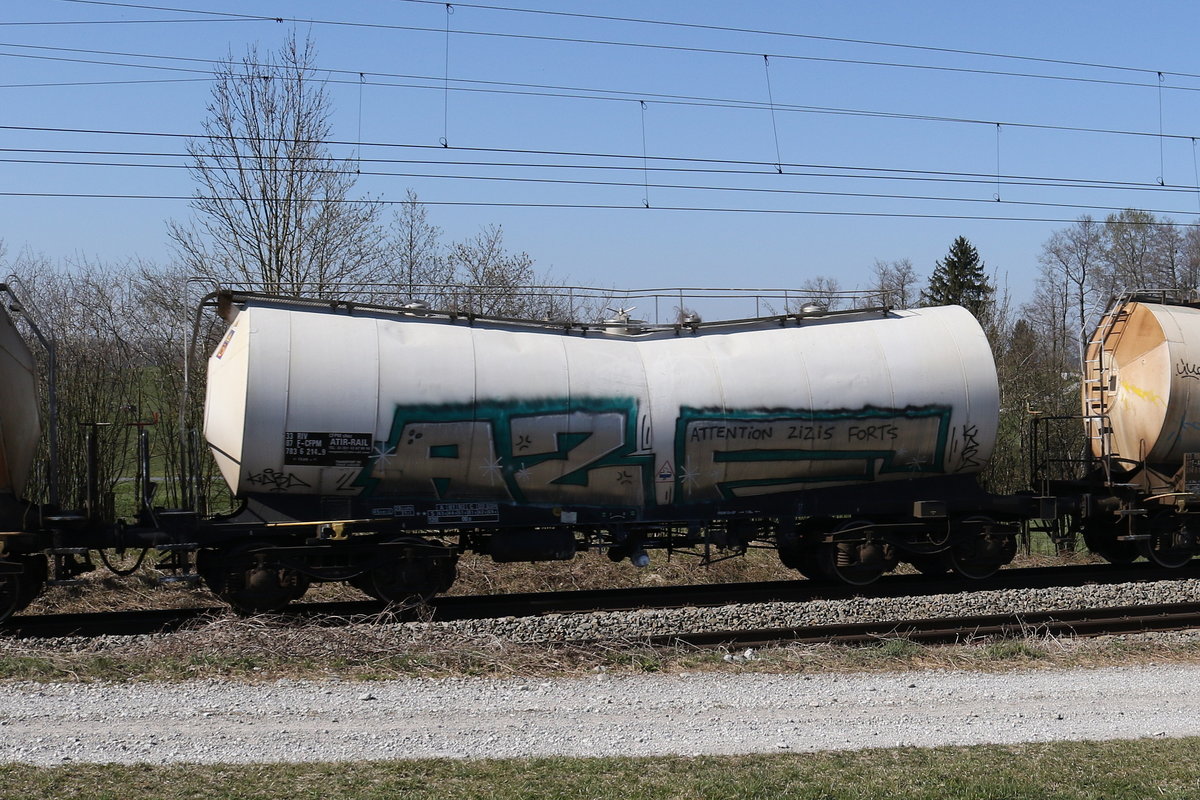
[1138,513,1193,569]
[351,536,457,606]
[944,517,1016,579]
[203,542,311,614]
[1082,519,1138,565]
[776,518,832,582]
[818,521,896,586]
[13,555,46,614]
[0,555,48,623]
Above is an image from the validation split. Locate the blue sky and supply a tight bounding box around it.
[4,1,1200,308]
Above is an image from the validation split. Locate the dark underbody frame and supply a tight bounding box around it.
[0,401,1175,616]
[0,469,1058,616]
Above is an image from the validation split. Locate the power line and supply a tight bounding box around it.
[2,189,1197,227]
[0,77,208,89]
[392,0,1179,82]
[5,147,1198,195]
[8,153,1200,219]
[1,144,1184,195]
[4,43,1200,147]
[5,123,1197,196]
[50,0,1200,94]
[0,17,254,26]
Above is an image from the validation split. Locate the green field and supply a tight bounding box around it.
[5,738,1198,799]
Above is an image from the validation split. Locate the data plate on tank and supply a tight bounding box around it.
[283,432,373,467]
[426,502,500,524]
[371,505,417,518]
[1185,453,1200,494]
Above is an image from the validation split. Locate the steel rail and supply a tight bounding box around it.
[650,601,1200,648]
[7,561,1200,639]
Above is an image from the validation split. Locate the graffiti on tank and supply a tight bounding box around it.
[1178,359,1200,381]
[355,399,653,505]
[1121,381,1164,405]
[956,424,983,470]
[674,406,953,502]
[245,468,311,492]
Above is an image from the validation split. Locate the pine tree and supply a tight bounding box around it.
[921,236,994,317]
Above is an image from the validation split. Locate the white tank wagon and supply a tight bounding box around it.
[204,291,1012,589]
[206,296,998,507]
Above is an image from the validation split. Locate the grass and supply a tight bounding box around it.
[4,739,1200,799]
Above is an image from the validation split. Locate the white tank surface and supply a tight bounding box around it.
[0,304,40,500]
[204,295,999,512]
[1085,297,1200,472]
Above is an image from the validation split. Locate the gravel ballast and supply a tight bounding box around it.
[18,576,1200,654]
[432,578,1200,643]
[1,665,1199,765]
[5,576,1200,765]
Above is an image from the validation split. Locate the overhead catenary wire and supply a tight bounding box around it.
[638,100,650,208]
[0,16,256,27]
[19,146,1200,206]
[389,0,1186,82]
[441,2,452,147]
[7,154,1200,219]
[762,56,783,174]
[54,0,1200,92]
[2,123,1196,194]
[5,42,1200,152]
[7,2,1200,232]
[1,190,1197,227]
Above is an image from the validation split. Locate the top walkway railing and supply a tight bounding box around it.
[206,282,901,326]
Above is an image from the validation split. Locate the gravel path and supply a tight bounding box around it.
[2,665,1198,765]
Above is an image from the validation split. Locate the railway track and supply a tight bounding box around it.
[8,560,1200,640]
[655,601,1200,648]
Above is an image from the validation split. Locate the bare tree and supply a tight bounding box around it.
[796,275,842,311]
[446,225,543,317]
[387,190,453,306]
[168,34,387,297]
[870,258,920,308]
[8,253,146,513]
[1152,219,1188,290]
[1183,226,1200,294]
[1037,215,1103,362]
[1100,209,1158,295]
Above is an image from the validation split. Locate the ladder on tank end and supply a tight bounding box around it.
[1081,299,1132,472]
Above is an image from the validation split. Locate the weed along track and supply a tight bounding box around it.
[10,564,1200,646]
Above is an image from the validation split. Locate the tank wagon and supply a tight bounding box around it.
[0,286,1195,619]
[203,291,1010,592]
[1064,291,1200,567]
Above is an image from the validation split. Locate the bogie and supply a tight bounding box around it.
[942,516,1016,580]
[1137,512,1195,569]
[199,542,311,615]
[349,536,458,606]
[817,520,898,586]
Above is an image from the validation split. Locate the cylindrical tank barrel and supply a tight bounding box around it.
[205,299,999,510]
[1084,298,1200,474]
